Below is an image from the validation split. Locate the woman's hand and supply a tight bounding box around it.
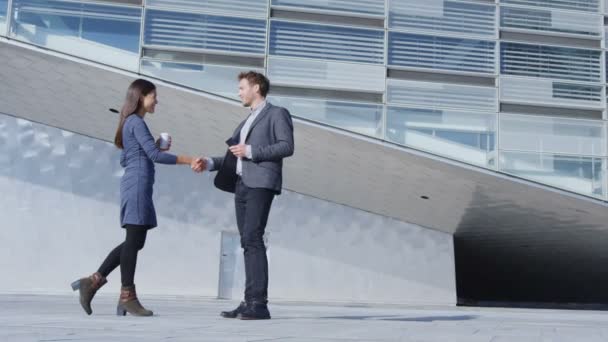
[191,158,207,173]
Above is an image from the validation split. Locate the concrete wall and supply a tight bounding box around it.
[0,113,456,305]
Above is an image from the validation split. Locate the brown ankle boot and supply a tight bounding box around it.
[116,285,153,317]
[71,272,107,315]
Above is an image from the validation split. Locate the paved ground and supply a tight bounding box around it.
[1,294,607,341]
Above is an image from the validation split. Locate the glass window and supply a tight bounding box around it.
[144,9,267,55]
[269,20,385,64]
[386,106,497,167]
[389,0,496,39]
[270,96,383,138]
[141,60,263,100]
[10,0,141,70]
[501,42,601,83]
[267,57,386,92]
[388,32,496,74]
[500,6,602,37]
[501,0,599,13]
[499,151,604,198]
[387,79,497,112]
[146,0,268,18]
[272,0,385,17]
[499,114,606,156]
[0,0,7,36]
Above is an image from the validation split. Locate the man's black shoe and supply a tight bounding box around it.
[237,302,271,320]
[220,301,247,318]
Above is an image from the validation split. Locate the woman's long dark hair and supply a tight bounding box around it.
[114,79,156,149]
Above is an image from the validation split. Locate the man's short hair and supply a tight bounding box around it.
[238,71,270,97]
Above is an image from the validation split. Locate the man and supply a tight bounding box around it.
[194,71,294,320]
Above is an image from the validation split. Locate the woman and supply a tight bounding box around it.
[71,79,200,316]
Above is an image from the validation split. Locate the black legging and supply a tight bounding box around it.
[97,225,148,287]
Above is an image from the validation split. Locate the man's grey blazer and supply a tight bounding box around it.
[210,102,295,194]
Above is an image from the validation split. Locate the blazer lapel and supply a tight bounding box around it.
[245,103,271,141]
[229,118,247,144]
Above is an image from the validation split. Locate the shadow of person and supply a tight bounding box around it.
[318,314,478,322]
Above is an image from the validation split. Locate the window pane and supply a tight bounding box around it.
[272,0,385,17]
[501,42,601,82]
[141,60,262,100]
[499,114,606,156]
[267,57,386,92]
[147,0,268,18]
[10,0,141,70]
[500,76,603,109]
[144,9,267,55]
[269,20,385,64]
[387,79,497,112]
[270,96,383,138]
[388,32,495,74]
[0,0,7,36]
[500,151,604,198]
[386,106,497,167]
[389,0,496,38]
[501,6,602,37]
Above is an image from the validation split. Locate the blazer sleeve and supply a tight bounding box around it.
[251,108,295,162]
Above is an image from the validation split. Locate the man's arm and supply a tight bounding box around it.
[204,156,224,172]
[250,109,294,162]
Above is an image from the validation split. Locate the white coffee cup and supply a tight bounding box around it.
[159,132,171,150]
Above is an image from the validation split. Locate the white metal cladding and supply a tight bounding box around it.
[267,57,386,92]
[500,0,599,13]
[146,0,268,18]
[388,32,496,74]
[387,79,498,112]
[389,0,496,39]
[500,76,604,108]
[270,96,383,137]
[144,9,267,55]
[500,42,601,83]
[269,20,385,64]
[140,60,264,99]
[500,5,602,37]
[271,0,385,17]
[499,113,606,156]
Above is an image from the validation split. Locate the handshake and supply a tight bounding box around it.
[191,158,207,173]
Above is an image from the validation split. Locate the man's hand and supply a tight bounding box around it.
[229,144,249,158]
[191,158,207,173]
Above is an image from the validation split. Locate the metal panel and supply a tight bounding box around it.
[389,0,496,39]
[267,56,386,92]
[500,42,601,82]
[269,20,385,64]
[387,79,498,111]
[146,0,268,18]
[144,9,267,55]
[500,76,604,109]
[388,32,496,74]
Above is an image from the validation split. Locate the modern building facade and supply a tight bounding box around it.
[1,0,608,305]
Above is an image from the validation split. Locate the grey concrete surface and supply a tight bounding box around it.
[1,294,607,342]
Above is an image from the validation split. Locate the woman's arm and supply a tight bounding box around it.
[132,118,178,164]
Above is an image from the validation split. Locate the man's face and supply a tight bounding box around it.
[238,78,259,107]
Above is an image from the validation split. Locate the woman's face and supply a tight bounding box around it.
[142,90,158,114]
